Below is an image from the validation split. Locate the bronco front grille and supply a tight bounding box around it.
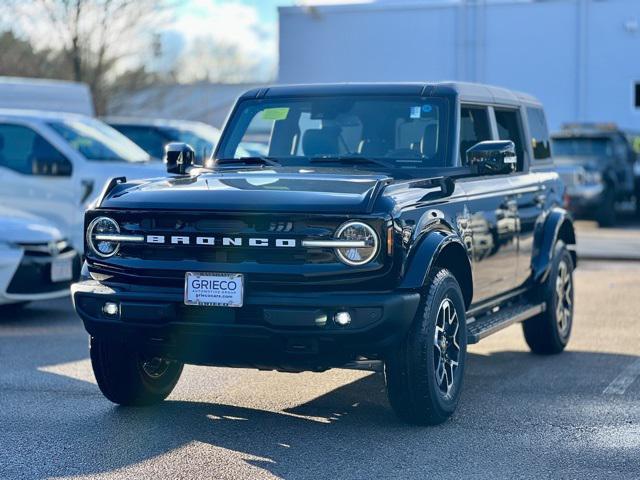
[85,210,393,290]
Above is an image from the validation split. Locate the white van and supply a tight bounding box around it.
[0,109,165,251]
[0,77,95,116]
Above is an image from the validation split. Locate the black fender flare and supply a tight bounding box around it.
[531,207,576,283]
[399,228,473,308]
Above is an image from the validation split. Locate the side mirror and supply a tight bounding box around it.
[164,142,195,175]
[466,140,517,175]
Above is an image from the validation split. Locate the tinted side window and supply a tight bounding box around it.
[495,109,525,171]
[460,106,491,164]
[526,107,551,161]
[111,125,167,159]
[0,123,71,176]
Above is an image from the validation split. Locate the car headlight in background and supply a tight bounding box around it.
[334,221,379,266]
[581,170,602,185]
[86,217,121,258]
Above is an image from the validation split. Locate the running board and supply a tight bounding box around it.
[466,302,545,344]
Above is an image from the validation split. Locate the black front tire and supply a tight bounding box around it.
[522,241,574,354]
[385,269,467,425]
[90,337,184,406]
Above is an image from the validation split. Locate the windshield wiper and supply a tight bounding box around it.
[309,156,395,169]
[216,156,282,167]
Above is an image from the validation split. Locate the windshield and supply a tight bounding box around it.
[48,118,150,162]
[216,96,449,171]
[552,137,613,157]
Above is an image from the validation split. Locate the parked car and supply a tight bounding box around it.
[551,123,637,226]
[0,109,166,251]
[0,206,80,309]
[105,117,254,164]
[73,82,576,425]
[104,118,222,163]
[0,76,94,116]
[626,131,640,215]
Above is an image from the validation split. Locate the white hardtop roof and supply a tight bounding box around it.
[0,108,94,122]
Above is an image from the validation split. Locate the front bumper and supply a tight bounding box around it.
[72,279,421,370]
[0,247,81,305]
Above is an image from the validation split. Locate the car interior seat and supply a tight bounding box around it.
[420,124,438,158]
[302,128,340,157]
[358,138,389,157]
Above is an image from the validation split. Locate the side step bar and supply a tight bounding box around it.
[466,302,545,344]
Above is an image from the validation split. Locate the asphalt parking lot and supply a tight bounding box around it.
[0,259,639,480]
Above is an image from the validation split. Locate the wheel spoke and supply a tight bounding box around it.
[452,320,460,351]
[435,358,445,386]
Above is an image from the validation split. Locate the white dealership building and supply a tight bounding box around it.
[278,0,640,131]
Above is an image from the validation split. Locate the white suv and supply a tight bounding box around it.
[0,109,165,251]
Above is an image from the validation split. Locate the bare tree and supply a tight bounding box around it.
[9,0,170,114]
[176,35,264,84]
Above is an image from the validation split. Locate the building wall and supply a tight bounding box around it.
[278,0,640,131]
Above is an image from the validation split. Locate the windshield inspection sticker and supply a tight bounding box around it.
[410,106,421,119]
[262,107,290,121]
[422,104,433,113]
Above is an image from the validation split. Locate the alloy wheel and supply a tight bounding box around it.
[555,260,573,337]
[141,357,172,379]
[433,298,461,399]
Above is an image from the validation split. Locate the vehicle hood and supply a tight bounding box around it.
[99,168,391,214]
[0,206,63,243]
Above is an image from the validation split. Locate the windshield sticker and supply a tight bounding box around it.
[410,106,421,119]
[262,107,290,121]
[422,104,433,113]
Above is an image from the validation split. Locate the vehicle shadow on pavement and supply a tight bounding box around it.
[2,343,638,479]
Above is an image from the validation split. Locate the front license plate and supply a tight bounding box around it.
[51,258,73,282]
[184,272,244,307]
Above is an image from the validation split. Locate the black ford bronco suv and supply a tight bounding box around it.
[72,83,576,425]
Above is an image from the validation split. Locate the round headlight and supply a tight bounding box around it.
[86,217,120,258]
[335,221,379,266]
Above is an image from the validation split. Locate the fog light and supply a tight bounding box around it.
[315,313,328,327]
[103,302,119,316]
[334,311,351,326]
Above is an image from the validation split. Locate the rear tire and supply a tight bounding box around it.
[385,269,467,425]
[596,187,616,227]
[90,337,183,406]
[522,241,574,354]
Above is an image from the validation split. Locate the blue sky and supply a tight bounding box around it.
[159,0,300,80]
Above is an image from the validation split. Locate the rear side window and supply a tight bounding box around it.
[526,107,551,161]
[459,106,491,164]
[495,109,525,171]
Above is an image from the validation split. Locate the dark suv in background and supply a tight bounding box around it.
[551,123,637,226]
[105,118,222,164]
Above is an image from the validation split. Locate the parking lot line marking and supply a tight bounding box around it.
[603,359,640,395]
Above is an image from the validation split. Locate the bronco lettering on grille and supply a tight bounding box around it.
[145,235,297,247]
